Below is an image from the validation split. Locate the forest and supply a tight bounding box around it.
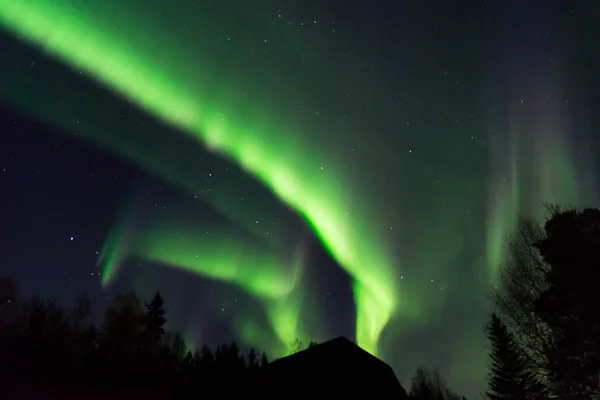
[1,205,599,399]
[0,276,466,399]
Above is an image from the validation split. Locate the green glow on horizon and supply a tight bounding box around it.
[0,0,399,355]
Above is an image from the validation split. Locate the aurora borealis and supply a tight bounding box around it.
[1,0,598,397]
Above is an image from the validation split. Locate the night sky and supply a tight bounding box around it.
[1,1,598,397]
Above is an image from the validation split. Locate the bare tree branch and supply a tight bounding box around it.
[491,218,554,382]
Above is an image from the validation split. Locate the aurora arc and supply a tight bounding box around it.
[98,203,302,301]
[0,1,399,354]
[99,214,311,353]
[0,0,317,354]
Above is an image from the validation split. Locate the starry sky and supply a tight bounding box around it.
[0,0,598,397]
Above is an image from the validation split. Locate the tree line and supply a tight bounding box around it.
[0,284,272,390]
[485,205,600,399]
[0,275,468,398]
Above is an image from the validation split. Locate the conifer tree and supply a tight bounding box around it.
[486,312,545,400]
[247,348,258,368]
[260,351,269,367]
[144,291,167,350]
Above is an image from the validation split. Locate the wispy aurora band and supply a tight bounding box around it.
[98,189,304,299]
[101,209,310,354]
[484,58,594,281]
[0,1,398,354]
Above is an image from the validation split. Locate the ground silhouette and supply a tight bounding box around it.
[0,278,467,398]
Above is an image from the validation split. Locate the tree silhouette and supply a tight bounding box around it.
[199,344,215,367]
[410,378,435,400]
[288,337,307,355]
[162,330,187,383]
[170,331,186,359]
[409,368,435,400]
[144,291,167,351]
[98,291,145,385]
[490,217,551,381]
[485,312,545,400]
[247,348,259,368]
[260,351,269,367]
[408,367,463,400]
[76,323,98,383]
[533,207,600,399]
[492,206,600,399]
[17,297,72,381]
[0,276,467,397]
[70,293,92,338]
[102,291,143,352]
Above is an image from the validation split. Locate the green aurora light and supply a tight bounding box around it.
[0,0,398,355]
[1,1,597,385]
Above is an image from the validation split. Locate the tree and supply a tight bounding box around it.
[288,337,306,355]
[408,367,463,400]
[74,323,98,384]
[247,348,259,368]
[143,291,167,351]
[409,370,435,400]
[1,280,293,391]
[168,331,186,360]
[101,291,143,360]
[18,297,72,380]
[491,217,552,381]
[533,207,600,399]
[492,206,600,399]
[78,323,98,356]
[70,293,91,338]
[163,330,187,379]
[199,344,214,367]
[485,312,545,400]
[260,351,269,367]
[227,342,245,369]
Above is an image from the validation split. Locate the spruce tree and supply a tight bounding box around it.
[485,312,545,400]
[260,351,269,367]
[144,291,167,350]
[247,348,258,368]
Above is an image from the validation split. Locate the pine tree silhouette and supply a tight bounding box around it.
[485,312,545,400]
[247,348,258,368]
[144,291,167,350]
[260,351,269,367]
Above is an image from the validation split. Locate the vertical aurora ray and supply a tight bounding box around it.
[485,55,597,282]
[485,99,522,282]
[235,235,323,356]
[0,1,398,354]
[98,206,136,286]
